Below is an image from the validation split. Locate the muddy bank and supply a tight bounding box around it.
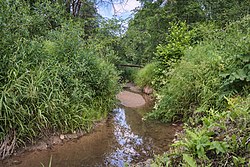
[1,84,181,167]
[1,119,114,167]
[3,84,146,158]
[116,91,146,108]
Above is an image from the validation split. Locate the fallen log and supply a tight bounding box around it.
[118,64,143,68]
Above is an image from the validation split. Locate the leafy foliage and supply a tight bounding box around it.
[134,62,158,87]
[148,44,222,122]
[156,22,192,67]
[152,95,250,166]
[121,1,171,65]
[149,15,250,167]
[121,0,250,68]
[0,0,119,156]
[133,22,194,90]
[148,15,250,123]
[218,16,250,93]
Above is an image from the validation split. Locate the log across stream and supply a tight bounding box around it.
[2,89,181,167]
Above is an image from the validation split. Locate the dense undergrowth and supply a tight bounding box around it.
[148,15,250,122]
[137,15,250,166]
[152,95,250,166]
[1,0,249,165]
[0,0,119,159]
[129,2,250,165]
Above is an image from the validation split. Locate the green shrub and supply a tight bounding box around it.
[118,67,138,83]
[134,62,158,87]
[148,15,250,123]
[148,43,222,123]
[155,21,193,67]
[0,1,120,156]
[151,95,250,166]
[218,16,250,94]
[150,16,250,165]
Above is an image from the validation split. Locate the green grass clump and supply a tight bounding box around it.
[148,15,250,123]
[151,95,250,166]
[134,62,158,88]
[0,1,120,157]
[148,44,222,123]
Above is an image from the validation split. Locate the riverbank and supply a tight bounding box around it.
[1,83,182,167]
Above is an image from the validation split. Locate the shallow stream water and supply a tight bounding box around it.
[2,99,180,167]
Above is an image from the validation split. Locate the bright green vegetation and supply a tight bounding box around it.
[134,62,158,87]
[149,17,250,123]
[1,0,250,165]
[122,0,250,166]
[149,16,250,166]
[152,95,250,166]
[0,0,120,158]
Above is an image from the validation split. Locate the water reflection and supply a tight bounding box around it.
[105,108,152,166]
[2,105,179,167]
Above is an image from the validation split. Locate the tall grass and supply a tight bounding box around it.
[0,1,120,158]
[150,15,250,167]
[148,15,250,123]
[148,44,222,122]
[134,62,158,88]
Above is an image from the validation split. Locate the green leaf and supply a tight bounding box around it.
[219,73,230,78]
[197,145,206,158]
[246,73,250,82]
[231,134,237,146]
[210,141,227,154]
[183,154,197,167]
[186,129,198,139]
[237,69,247,80]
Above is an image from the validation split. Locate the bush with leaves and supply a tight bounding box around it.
[121,1,172,65]
[0,1,120,159]
[148,43,222,123]
[134,62,158,88]
[148,15,250,123]
[218,16,250,94]
[155,22,193,67]
[133,22,194,90]
[149,16,250,167]
[151,95,250,167]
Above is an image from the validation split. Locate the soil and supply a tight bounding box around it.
[116,91,146,108]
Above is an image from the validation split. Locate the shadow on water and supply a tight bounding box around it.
[2,104,180,167]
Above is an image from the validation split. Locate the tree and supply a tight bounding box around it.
[121,1,170,65]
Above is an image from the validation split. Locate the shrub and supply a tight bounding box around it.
[134,62,158,88]
[0,1,120,159]
[148,43,222,123]
[155,21,193,67]
[150,16,250,167]
[151,95,250,166]
[148,15,250,123]
[218,15,250,94]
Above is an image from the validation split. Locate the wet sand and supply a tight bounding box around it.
[116,91,146,108]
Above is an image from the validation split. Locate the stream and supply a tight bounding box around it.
[2,91,180,167]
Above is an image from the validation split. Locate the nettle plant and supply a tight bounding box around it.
[174,128,229,161]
